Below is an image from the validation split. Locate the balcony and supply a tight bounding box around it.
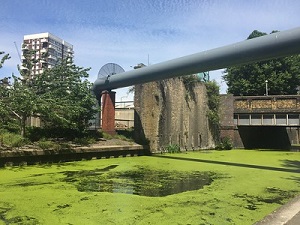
[22,45,29,51]
[48,55,57,60]
[67,48,74,54]
[41,38,47,42]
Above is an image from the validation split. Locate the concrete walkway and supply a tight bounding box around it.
[0,143,149,166]
[255,195,300,225]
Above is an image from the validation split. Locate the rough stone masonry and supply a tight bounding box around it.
[134,77,215,153]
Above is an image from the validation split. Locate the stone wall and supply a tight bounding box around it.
[134,78,215,153]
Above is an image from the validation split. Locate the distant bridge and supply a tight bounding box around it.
[220,95,300,149]
[234,95,300,127]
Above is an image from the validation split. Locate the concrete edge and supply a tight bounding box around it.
[0,145,147,157]
[254,194,300,225]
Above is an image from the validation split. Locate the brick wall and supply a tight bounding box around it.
[219,94,235,142]
[101,91,116,135]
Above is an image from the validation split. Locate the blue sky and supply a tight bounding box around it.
[1,0,300,101]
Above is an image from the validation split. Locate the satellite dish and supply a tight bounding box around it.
[98,63,125,80]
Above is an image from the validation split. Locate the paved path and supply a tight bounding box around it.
[255,195,300,225]
[285,211,300,225]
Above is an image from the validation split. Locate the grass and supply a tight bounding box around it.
[0,149,299,224]
[102,131,134,142]
[0,132,27,149]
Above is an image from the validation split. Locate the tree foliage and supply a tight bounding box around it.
[204,80,221,144]
[34,58,97,130]
[0,51,10,69]
[0,52,17,132]
[205,80,220,127]
[0,51,97,137]
[223,30,300,96]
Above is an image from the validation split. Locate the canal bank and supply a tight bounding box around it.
[0,141,149,167]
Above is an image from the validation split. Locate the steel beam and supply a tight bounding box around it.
[93,27,300,94]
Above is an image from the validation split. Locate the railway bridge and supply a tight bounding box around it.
[220,95,300,149]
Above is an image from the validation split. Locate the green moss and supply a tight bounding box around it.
[0,150,299,224]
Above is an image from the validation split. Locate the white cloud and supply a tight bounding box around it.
[1,0,300,100]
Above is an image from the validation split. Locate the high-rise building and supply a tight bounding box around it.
[22,32,74,77]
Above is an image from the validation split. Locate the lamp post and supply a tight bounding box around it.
[265,80,268,96]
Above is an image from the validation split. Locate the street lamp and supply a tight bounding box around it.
[265,80,268,96]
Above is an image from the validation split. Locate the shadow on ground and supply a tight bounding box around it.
[152,155,300,174]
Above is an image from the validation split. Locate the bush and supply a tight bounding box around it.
[102,132,113,140]
[101,131,134,142]
[165,144,181,153]
[215,137,233,150]
[26,127,82,141]
[115,134,133,142]
[26,127,102,142]
[74,137,97,146]
[0,132,26,148]
[38,139,57,150]
[117,129,134,140]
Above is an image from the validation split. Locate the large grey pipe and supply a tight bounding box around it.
[93,27,300,95]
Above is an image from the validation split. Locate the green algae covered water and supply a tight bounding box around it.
[0,150,299,225]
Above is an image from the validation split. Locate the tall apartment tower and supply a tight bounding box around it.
[22,32,73,77]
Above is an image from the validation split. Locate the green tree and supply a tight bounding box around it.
[34,57,97,131]
[7,75,38,136]
[204,80,221,144]
[223,30,300,96]
[0,51,10,69]
[0,47,41,136]
[205,80,220,127]
[0,50,97,136]
[0,52,15,131]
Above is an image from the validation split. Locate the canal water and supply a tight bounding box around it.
[0,151,299,225]
[62,165,214,197]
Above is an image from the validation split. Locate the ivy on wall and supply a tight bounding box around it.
[205,80,220,128]
[181,75,221,141]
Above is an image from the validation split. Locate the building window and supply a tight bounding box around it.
[42,42,48,48]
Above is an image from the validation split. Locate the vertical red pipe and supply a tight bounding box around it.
[101,91,116,135]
